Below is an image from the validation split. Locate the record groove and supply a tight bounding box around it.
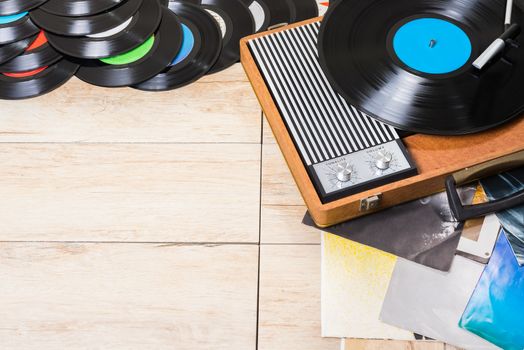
[242,0,291,32]
[0,14,39,45]
[44,0,161,59]
[74,7,183,87]
[39,0,125,17]
[134,1,222,91]
[0,32,62,73]
[30,0,142,36]
[191,0,255,74]
[0,34,37,64]
[285,0,318,23]
[0,0,49,16]
[0,59,79,99]
[319,0,524,135]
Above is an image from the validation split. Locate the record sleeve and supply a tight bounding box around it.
[303,186,478,271]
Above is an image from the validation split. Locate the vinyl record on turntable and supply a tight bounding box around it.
[0,59,79,100]
[74,7,182,87]
[241,0,291,32]
[319,0,524,135]
[285,0,318,23]
[44,0,161,59]
[30,0,142,36]
[0,12,39,45]
[0,0,48,16]
[0,33,37,64]
[188,0,255,73]
[0,31,62,73]
[39,0,125,17]
[134,1,222,91]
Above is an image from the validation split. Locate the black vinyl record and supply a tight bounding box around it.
[0,33,62,73]
[134,1,222,91]
[0,34,36,64]
[0,0,48,16]
[74,7,182,87]
[319,0,524,135]
[0,59,78,100]
[0,14,39,45]
[39,0,125,17]
[241,0,291,32]
[45,0,161,59]
[189,0,255,73]
[30,0,142,36]
[285,0,318,23]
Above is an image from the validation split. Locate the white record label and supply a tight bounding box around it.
[249,1,266,32]
[205,9,227,38]
[87,16,133,38]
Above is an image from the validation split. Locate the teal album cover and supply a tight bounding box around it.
[460,231,524,350]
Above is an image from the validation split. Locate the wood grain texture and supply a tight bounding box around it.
[262,143,303,206]
[0,144,260,242]
[261,205,321,244]
[261,143,320,244]
[258,244,340,350]
[344,339,445,350]
[241,18,524,227]
[262,116,276,144]
[0,243,258,350]
[444,345,464,350]
[0,16,469,348]
[0,65,261,143]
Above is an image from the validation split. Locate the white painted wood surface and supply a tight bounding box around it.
[0,143,260,243]
[0,64,451,349]
[0,243,258,349]
[0,66,261,143]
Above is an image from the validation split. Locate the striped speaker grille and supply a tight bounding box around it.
[248,22,399,166]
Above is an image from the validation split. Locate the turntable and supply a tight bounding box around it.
[240,0,524,227]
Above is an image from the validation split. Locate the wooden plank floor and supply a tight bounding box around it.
[0,64,456,349]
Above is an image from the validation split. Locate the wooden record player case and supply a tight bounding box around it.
[240,18,524,227]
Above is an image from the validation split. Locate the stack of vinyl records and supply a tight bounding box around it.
[0,0,319,99]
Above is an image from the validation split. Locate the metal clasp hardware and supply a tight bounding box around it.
[267,23,289,31]
[360,194,382,212]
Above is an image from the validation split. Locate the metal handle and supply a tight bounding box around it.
[445,150,524,221]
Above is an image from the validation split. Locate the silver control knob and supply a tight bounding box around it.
[375,150,393,170]
[336,163,353,182]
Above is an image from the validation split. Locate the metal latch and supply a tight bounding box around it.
[360,194,382,212]
[268,23,289,31]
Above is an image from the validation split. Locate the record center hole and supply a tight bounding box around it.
[429,39,437,48]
